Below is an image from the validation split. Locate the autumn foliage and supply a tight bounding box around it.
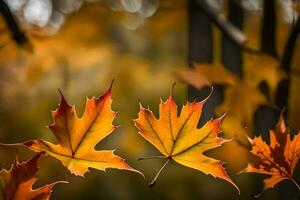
[0,81,299,198]
[0,152,65,200]
[23,83,142,177]
[134,85,239,192]
[0,0,300,199]
[240,113,300,197]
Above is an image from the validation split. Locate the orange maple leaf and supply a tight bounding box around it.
[240,113,300,197]
[178,63,237,90]
[0,152,66,200]
[134,84,239,192]
[23,82,143,177]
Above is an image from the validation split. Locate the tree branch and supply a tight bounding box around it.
[195,0,247,46]
[0,0,32,51]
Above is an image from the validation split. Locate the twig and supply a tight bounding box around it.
[195,0,247,46]
[0,0,33,52]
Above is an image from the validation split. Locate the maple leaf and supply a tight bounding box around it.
[178,63,238,89]
[215,81,268,129]
[0,152,66,200]
[178,62,274,171]
[22,82,143,177]
[134,84,239,192]
[179,55,286,124]
[239,113,300,197]
[244,54,287,103]
[213,79,268,167]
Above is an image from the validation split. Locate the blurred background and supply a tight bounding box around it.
[0,0,299,199]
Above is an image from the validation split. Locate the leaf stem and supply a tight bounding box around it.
[148,158,170,187]
[0,143,23,147]
[170,82,176,98]
[291,178,300,191]
[137,156,166,161]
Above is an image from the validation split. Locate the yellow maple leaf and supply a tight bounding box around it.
[134,85,239,192]
[23,83,143,177]
[178,62,271,170]
[216,81,268,130]
[179,62,272,131]
[244,54,287,103]
[217,115,251,171]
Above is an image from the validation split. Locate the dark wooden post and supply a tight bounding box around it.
[188,0,222,123]
[254,0,278,135]
[261,0,278,57]
[276,18,300,110]
[221,0,243,76]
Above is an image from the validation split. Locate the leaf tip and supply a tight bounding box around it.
[254,191,264,198]
[58,89,70,109]
[226,176,240,195]
[109,79,116,92]
[114,125,120,129]
[236,168,246,176]
[50,180,69,189]
[247,136,253,144]
[216,113,226,123]
[277,109,287,132]
[130,168,145,179]
[200,87,213,104]
[169,82,176,99]
[138,100,144,109]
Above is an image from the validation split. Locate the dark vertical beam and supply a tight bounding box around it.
[261,0,278,57]
[188,0,222,123]
[254,0,278,135]
[194,0,247,47]
[221,1,264,197]
[188,0,213,64]
[276,17,300,113]
[221,0,243,77]
[281,18,300,73]
[275,18,300,200]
